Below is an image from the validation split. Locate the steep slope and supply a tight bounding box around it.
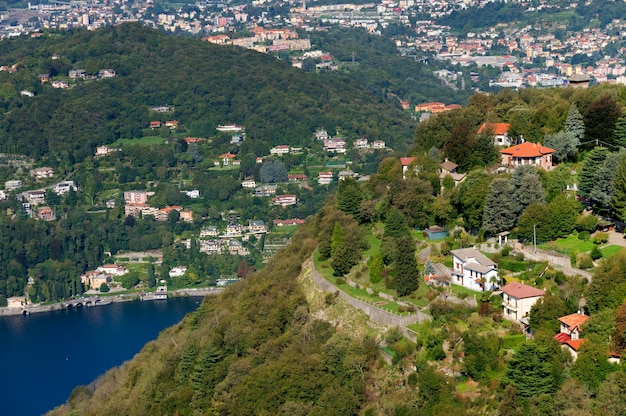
[0,24,416,161]
[49,222,378,415]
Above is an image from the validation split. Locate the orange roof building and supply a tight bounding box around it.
[478,122,512,146]
[499,142,555,171]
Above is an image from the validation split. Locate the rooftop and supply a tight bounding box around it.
[500,282,545,299]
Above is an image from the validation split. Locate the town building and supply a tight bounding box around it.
[272,194,297,207]
[30,167,54,179]
[5,180,22,191]
[439,159,466,187]
[124,190,151,204]
[270,145,290,155]
[477,122,513,146]
[53,181,77,195]
[317,171,334,185]
[500,282,545,322]
[96,264,128,276]
[500,142,555,170]
[450,248,499,291]
[169,266,187,278]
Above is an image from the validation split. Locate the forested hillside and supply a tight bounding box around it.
[0,23,416,161]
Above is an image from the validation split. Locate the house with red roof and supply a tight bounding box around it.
[400,157,416,179]
[478,122,513,146]
[554,312,590,361]
[500,282,545,322]
[499,142,555,171]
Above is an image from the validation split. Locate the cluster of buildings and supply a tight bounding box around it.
[195,220,269,256]
[123,190,193,222]
[80,264,129,290]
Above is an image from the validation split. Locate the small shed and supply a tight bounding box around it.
[424,225,447,240]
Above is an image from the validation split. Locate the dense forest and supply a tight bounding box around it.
[0,24,417,162]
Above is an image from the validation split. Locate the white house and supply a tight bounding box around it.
[96,264,128,277]
[353,138,369,149]
[500,282,544,322]
[169,266,188,278]
[200,226,220,237]
[450,248,499,291]
[270,145,290,156]
[0,190,6,200]
[5,180,22,191]
[242,177,256,189]
[318,171,334,185]
[372,140,386,149]
[54,181,77,195]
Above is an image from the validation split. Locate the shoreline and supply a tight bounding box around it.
[0,287,224,317]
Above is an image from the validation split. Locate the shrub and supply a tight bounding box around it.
[576,215,598,232]
[590,245,602,260]
[578,231,591,241]
[398,306,406,313]
[325,292,336,305]
[594,232,609,244]
[501,246,512,257]
[336,277,346,285]
[578,253,594,269]
[499,259,527,272]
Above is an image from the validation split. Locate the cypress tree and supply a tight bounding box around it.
[611,153,626,221]
[384,208,410,239]
[394,235,419,297]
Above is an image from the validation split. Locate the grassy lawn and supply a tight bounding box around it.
[363,231,382,259]
[111,135,166,146]
[449,284,479,299]
[501,334,526,352]
[538,235,594,254]
[600,245,624,258]
[313,249,410,315]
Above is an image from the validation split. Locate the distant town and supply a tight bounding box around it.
[2,0,626,109]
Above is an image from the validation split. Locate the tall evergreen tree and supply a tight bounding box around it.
[584,94,622,149]
[482,178,516,235]
[590,150,622,209]
[565,103,585,144]
[543,131,578,163]
[383,208,410,239]
[336,177,363,220]
[505,342,559,397]
[611,152,626,221]
[394,235,419,296]
[512,168,546,216]
[578,147,610,198]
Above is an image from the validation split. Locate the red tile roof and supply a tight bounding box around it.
[400,157,416,166]
[558,313,590,332]
[500,282,545,299]
[565,338,585,351]
[477,122,511,135]
[500,142,555,158]
[554,332,571,344]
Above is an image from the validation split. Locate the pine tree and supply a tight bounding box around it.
[336,177,363,220]
[147,263,156,288]
[611,153,626,221]
[590,150,622,209]
[565,104,585,144]
[584,94,622,149]
[394,235,419,297]
[505,342,558,397]
[614,116,626,147]
[482,178,516,235]
[383,208,410,238]
[578,147,609,198]
[514,171,545,215]
[543,131,578,163]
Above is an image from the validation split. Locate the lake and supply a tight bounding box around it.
[0,296,203,416]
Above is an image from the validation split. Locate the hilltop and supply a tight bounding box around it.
[0,23,416,161]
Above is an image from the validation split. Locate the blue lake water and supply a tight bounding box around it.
[0,297,202,416]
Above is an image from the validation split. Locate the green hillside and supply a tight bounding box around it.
[0,23,416,161]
